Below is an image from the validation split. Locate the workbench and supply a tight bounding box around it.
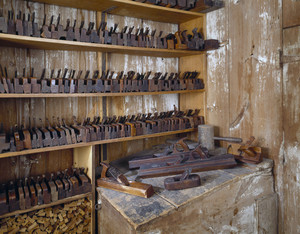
[97,159,277,233]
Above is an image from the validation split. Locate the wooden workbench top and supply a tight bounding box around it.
[97,159,274,229]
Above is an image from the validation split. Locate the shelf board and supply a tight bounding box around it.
[0,89,205,98]
[0,128,196,159]
[0,33,205,58]
[0,192,92,219]
[31,0,203,24]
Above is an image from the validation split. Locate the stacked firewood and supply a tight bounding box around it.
[0,198,91,233]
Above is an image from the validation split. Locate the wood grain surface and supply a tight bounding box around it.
[282,25,300,234]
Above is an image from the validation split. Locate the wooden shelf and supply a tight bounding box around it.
[31,0,203,24]
[0,128,196,159]
[0,89,205,98]
[0,192,92,219]
[0,34,206,58]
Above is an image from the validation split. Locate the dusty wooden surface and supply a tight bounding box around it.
[282,25,300,234]
[205,0,284,232]
[283,0,300,28]
[98,159,276,233]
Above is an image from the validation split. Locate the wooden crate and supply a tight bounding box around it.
[98,159,277,233]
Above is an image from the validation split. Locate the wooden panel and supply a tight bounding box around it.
[73,146,93,180]
[205,1,283,232]
[282,25,300,234]
[31,0,204,24]
[283,0,300,28]
[0,33,207,58]
[227,0,282,159]
[205,8,230,139]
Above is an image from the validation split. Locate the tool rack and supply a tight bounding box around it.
[0,0,214,232]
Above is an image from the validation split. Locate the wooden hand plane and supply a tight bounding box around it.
[97,162,154,198]
[164,168,201,190]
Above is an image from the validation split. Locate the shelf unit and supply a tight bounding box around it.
[31,0,204,23]
[0,33,207,58]
[0,129,196,159]
[0,0,209,233]
[0,90,204,98]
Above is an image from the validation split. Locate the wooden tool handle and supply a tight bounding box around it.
[213,137,243,143]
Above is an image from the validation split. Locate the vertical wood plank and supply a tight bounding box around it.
[206,8,229,138]
[282,25,300,234]
[283,0,300,28]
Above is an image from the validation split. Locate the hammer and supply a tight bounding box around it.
[198,125,242,151]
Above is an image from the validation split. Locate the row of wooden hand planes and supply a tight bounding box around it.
[132,0,224,13]
[0,66,204,94]
[0,109,204,153]
[0,168,91,215]
[0,10,219,51]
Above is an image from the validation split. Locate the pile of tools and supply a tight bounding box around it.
[0,109,204,153]
[129,137,238,179]
[0,10,219,51]
[132,0,224,13]
[127,136,262,190]
[0,67,204,94]
[97,135,263,196]
[0,168,91,216]
[0,198,91,233]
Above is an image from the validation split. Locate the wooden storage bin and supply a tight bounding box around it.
[97,159,277,234]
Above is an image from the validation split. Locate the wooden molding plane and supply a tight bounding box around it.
[228,136,263,164]
[97,162,154,198]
